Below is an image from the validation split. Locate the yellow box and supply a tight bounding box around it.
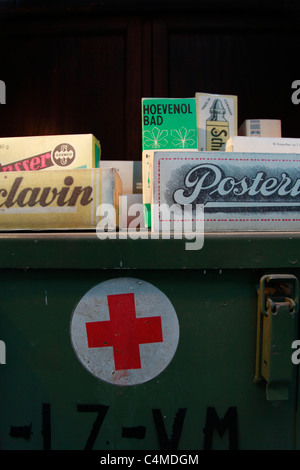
[0,168,122,231]
[0,134,101,172]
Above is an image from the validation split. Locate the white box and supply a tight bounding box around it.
[151,151,300,232]
[238,119,282,138]
[100,160,142,194]
[226,136,300,153]
[119,194,145,229]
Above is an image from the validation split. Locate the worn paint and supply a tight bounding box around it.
[70,278,180,386]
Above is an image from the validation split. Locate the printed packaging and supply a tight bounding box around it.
[0,168,121,231]
[141,97,198,227]
[195,92,238,151]
[0,134,101,172]
[100,160,142,194]
[151,151,300,232]
[226,136,300,153]
[238,119,282,138]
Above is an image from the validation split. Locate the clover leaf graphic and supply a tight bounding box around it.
[143,127,169,149]
[171,127,196,148]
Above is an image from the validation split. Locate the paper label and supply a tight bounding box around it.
[0,168,120,230]
[152,151,300,232]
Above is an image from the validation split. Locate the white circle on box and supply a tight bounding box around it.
[70,277,180,386]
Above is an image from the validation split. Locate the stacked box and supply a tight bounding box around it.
[100,160,144,229]
[195,92,238,151]
[238,119,282,138]
[119,193,145,230]
[0,168,121,231]
[226,136,300,153]
[100,160,142,194]
[0,134,101,172]
[141,97,198,227]
[151,151,300,233]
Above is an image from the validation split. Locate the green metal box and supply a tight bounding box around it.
[0,232,299,450]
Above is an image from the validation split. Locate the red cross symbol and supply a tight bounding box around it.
[85,293,163,370]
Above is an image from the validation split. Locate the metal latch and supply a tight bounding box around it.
[255,274,298,401]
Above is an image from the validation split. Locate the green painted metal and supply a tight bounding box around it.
[0,232,299,450]
[0,231,299,269]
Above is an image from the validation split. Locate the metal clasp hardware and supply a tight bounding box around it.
[255,274,299,401]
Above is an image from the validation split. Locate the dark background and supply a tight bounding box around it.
[0,0,299,161]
